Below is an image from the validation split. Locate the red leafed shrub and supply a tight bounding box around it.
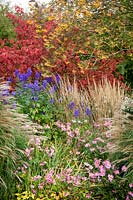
[51,54,127,89]
[0,12,45,79]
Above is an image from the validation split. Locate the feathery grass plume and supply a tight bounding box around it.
[0,81,25,198]
[0,81,45,135]
[0,81,45,199]
[105,95,133,180]
[86,79,126,121]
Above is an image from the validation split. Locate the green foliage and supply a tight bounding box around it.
[14,82,60,125]
[0,1,16,41]
[0,129,27,200]
[0,105,27,199]
[117,57,133,88]
[14,121,132,199]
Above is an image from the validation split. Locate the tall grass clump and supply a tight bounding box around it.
[52,76,93,123]
[86,79,126,121]
[0,81,29,199]
[105,95,133,181]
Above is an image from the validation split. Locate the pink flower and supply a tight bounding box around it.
[35,137,41,146]
[45,170,54,184]
[95,137,104,143]
[23,164,28,169]
[128,192,133,197]
[107,142,113,148]
[126,195,130,200]
[38,182,44,189]
[89,173,97,179]
[82,176,87,181]
[44,124,50,129]
[32,189,37,194]
[64,192,69,197]
[92,140,97,144]
[56,174,61,179]
[99,165,106,176]
[55,121,61,127]
[85,143,90,148]
[90,148,95,152]
[103,160,111,169]
[94,158,101,168]
[121,165,127,172]
[114,170,120,175]
[74,128,80,136]
[94,123,100,127]
[39,161,47,166]
[67,131,74,138]
[73,177,80,185]
[25,148,34,158]
[45,146,55,157]
[104,120,112,127]
[129,183,133,188]
[30,185,34,189]
[33,175,42,181]
[86,192,92,198]
[108,174,114,182]
[85,130,91,135]
[76,151,80,155]
[66,168,72,174]
[84,162,93,169]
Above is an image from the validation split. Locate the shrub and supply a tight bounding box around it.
[0,1,16,41]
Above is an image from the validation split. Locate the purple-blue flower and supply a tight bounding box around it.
[2,90,10,96]
[26,68,32,77]
[68,102,75,110]
[12,102,16,109]
[33,80,40,91]
[35,71,41,79]
[42,80,47,90]
[11,91,16,96]
[3,99,8,105]
[49,85,57,94]
[55,74,60,83]
[45,77,53,83]
[50,98,54,104]
[18,91,22,96]
[32,96,38,101]
[15,69,19,76]
[74,109,80,117]
[18,74,28,82]
[86,107,91,116]
[7,77,13,82]
[26,83,34,89]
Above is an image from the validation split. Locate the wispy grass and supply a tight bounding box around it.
[105,99,133,179]
[51,76,93,122]
[0,81,45,199]
[86,79,126,121]
[51,76,126,123]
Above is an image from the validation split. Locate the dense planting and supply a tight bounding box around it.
[0,0,133,199]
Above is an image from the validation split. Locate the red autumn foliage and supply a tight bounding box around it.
[51,53,127,89]
[0,9,128,90]
[0,12,45,79]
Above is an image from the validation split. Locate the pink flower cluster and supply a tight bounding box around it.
[25,147,34,160]
[55,121,80,139]
[45,169,54,184]
[45,146,55,157]
[85,159,116,183]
